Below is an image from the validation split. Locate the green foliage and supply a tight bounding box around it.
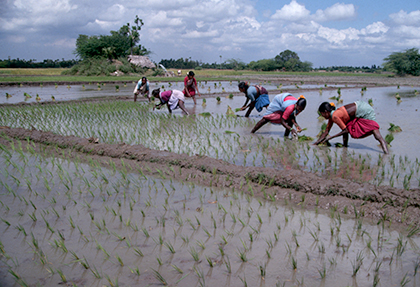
[75,16,149,61]
[388,123,402,133]
[383,48,420,76]
[63,57,145,76]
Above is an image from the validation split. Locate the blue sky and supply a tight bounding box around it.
[0,0,419,67]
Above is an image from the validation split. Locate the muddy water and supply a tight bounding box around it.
[0,81,353,104]
[163,85,420,189]
[0,147,419,286]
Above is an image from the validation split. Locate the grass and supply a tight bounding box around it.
[0,68,391,85]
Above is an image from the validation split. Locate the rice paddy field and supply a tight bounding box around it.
[1,75,420,286]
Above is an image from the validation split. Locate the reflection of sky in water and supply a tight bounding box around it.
[0,81,356,104]
[0,149,418,286]
[1,83,419,189]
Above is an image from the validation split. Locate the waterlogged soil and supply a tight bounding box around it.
[2,75,420,286]
[1,74,420,226]
[1,126,420,226]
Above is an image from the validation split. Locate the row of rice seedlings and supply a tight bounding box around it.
[0,100,418,189]
[1,138,420,286]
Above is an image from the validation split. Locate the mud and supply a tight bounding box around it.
[2,125,420,227]
[2,74,420,228]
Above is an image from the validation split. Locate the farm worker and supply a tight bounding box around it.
[183,71,201,105]
[178,70,182,76]
[133,76,150,102]
[237,81,270,117]
[314,101,388,154]
[251,93,307,137]
[152,88,189,115]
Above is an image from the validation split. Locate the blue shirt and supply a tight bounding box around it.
[246,86,258,101]
[136,80,149,91]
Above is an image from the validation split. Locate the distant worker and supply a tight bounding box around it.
[133,76,150,102]
[314,101,388,154]
[178,70,182,76]
[152,88,189,115]
[237,81,270,117]
[183,71,201,105]
[251,93,307,138]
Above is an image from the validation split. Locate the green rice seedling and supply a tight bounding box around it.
[206,256,215,267]
[56,268,67,283]
[396,235,407,256]
[237,248,248,262]
[202,227,211,237]
[170,264,184,274]
[224,256,231,273]
[141,227,149,237]
[131,246,143,258]
[164,241,176,253]
[400,272,411,287]
[318,263,326,279]
[15,224,27,236]
[291,256,297,270]
[351,251,364,277]
[189,247,200,261]
[157,257,163,265]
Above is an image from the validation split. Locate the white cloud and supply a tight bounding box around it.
[44,38,76,48]
[361,22,389,35]
[7,35,26,43]
[314,3,356,22]
[389,10,420,26]
[1,0,420,67]
[392,25,420,38]
[271,0,310,21]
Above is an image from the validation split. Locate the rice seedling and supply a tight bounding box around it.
[171,263,184,273]
[351,251,364,277]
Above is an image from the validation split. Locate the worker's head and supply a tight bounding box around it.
[141,77,147,84]
[238,81,249,93]
[318,102,336,119]
[152,88,160,98]
[188,71,195,79]
[295,95,307,115]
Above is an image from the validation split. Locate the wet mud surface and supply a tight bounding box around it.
[2,74,420,227]
[1,125,420,226]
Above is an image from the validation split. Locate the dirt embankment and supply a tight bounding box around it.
[1,126,420,227]
[1,74,419,88]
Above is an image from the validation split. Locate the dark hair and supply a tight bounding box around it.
[152,88,160,97]
[188,71,195,76]
[318,102,336,113]
[142,76,147,81]
[297,98,307,109]
[238,81,249,90]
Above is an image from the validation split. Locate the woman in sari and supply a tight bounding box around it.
[251,93,306,137]
[314,101,388,154]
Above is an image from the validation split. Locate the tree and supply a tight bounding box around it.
[273,50,312,71]
[74,16,149,60]
[383,48,420,76]
[275,50,300,64]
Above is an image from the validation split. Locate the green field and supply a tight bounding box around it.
[0,68,389,85]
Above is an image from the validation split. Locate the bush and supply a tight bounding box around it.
[61,57,147,76]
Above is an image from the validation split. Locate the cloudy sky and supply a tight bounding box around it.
[0,0,419,67]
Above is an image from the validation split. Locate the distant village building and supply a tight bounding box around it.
[127,55,156,69]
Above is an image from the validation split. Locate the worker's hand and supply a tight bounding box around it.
[296,126,302,133]
[240,106,246,111]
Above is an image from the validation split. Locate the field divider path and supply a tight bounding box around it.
[2,125,420,226]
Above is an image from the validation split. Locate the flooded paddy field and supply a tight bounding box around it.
[1,140,420,286]
[0,80,355,105]
[1,75,420,286]
[1,84,419,190]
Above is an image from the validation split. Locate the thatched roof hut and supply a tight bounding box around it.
[128,55,156,68]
